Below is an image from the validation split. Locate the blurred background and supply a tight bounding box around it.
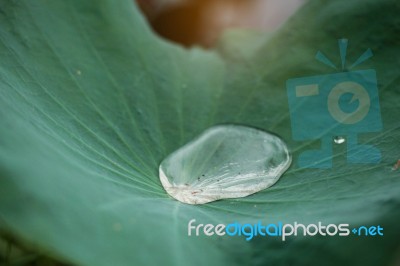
[136,0,305,47]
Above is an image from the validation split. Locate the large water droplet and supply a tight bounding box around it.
[159,125,292,204]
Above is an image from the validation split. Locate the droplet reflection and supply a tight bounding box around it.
[334,136,346,144]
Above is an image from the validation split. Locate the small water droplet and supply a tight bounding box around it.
[159,125,292,204]
[76,69,82,75]
[333,136,346,144]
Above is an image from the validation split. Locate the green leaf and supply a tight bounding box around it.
[0,0,399,265]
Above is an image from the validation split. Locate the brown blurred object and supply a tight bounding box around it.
[136,0,305,47]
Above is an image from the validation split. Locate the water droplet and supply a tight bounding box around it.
[159,125,292,204]
[333,136,346,144]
